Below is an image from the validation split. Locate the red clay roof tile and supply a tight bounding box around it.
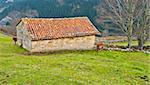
[18,17,100,40]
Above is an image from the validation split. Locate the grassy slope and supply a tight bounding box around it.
[0,33,150,85]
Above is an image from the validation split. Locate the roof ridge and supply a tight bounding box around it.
[21,17,88,21]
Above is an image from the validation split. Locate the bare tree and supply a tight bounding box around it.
[134,0,150,50]
[97,0,142,49]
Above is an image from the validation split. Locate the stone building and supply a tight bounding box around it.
[16,17,100,52]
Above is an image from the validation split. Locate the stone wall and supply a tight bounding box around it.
[17,22,32,51]
[31,35,96,52]
[97,36,128,43]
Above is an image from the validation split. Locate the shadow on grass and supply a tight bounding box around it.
[23,50,96,56]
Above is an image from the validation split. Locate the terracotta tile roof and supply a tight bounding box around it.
[19,17,100,40]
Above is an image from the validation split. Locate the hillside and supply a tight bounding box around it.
[0,0,101,28]
[0,33,149,84]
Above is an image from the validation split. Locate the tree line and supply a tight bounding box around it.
[97,0,150,50]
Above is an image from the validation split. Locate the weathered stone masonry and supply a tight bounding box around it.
[31,35,96,52]
[17,22,32,51]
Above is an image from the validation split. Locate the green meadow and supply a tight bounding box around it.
[112,41,150,47]
[0,33,150,85]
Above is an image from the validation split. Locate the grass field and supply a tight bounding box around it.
[0,33,150,85]
[112,41,150,47]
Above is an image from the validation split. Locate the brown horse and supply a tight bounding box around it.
[12,37,17,45]
[96,42,104,51]
[13,37,23,47]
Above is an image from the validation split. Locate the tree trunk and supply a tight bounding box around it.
[127,35,132,49]
[127,27,132,49]
[138,35,144,50]
[138,40,144,50]
[127,17,133,49]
